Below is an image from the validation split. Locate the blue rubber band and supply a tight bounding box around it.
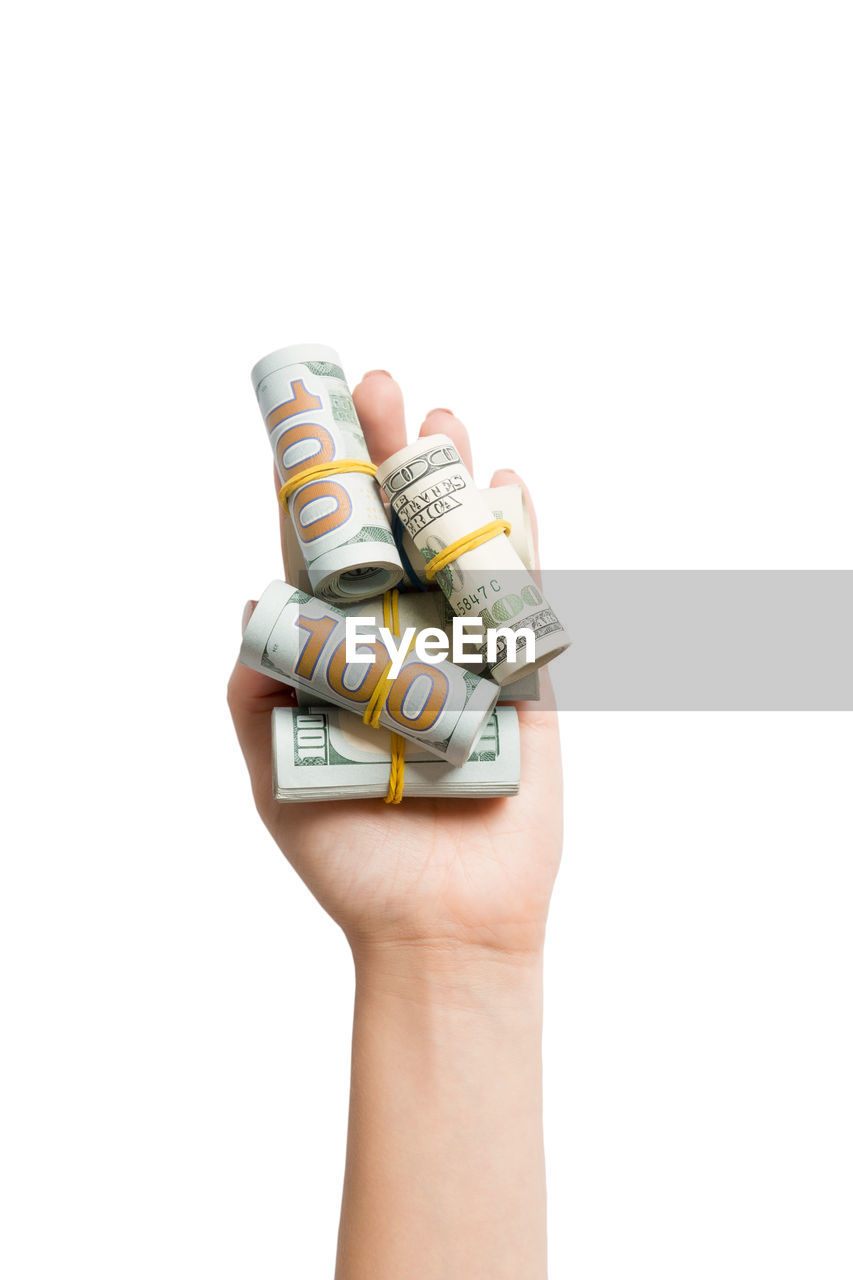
[391,508,430,591]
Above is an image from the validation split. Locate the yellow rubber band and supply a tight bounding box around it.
[423,519,512,580]
[363,657,397,730]
[278,459,377,508]
[382,585,400,636]
[385,733,408,804]
[362,631,416,732]
[366,588,411,804]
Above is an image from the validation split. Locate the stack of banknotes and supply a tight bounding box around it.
[241,344,569,803]
[272,706,521,801]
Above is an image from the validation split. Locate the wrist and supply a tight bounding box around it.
[350,937,544,1019]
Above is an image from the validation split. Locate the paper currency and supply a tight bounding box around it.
[273,705,521,801]
[281,482,536,594]
[375,435,570,685]
[252,344,403,602]
[391,482,536,587]
[240,580,500,766]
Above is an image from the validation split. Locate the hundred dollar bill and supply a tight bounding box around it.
[252,344,403,602]
[273,705,520,801]
[240,580,500,766]
[375,435,570,685]
[281,482,536,594]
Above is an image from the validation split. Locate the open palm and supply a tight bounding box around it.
[228,370,563,960]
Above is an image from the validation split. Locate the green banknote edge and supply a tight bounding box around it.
[305,361,346,381]
[292,708,501,767]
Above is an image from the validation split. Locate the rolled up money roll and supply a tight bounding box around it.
[240,581,500,766]
[280,483,536,594]
[252,344,403,602]
[375,435,570,685]
[391,483,535,587]
[273,705,520,802]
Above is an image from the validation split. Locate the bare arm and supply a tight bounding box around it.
[336,944,547,1279]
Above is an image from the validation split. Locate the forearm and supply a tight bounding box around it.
[334,943,547,1280]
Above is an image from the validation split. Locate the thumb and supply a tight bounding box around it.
[227,599,296,795]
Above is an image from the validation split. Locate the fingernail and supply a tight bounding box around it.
[430,407,454,416]
[362,369,392,379]
[241,600,256,636]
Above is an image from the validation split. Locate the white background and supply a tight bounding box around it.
[1,2,851,1276]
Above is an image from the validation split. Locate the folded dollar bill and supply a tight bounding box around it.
[273,705,521,801]
[240,580,500,766]
[252,344,403,602]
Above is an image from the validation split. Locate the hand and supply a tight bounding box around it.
[227,370,563,968]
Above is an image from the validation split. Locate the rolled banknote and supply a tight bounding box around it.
[240,580,500,766]
[391,482,536,587]
[273,705,520,801]
[252,344,403,602]
[280,483,536,594]
[375,435,570,685]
